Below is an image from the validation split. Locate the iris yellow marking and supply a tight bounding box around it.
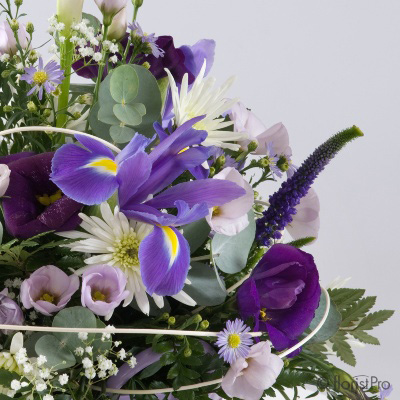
[178,146,189,154]
[88,158,118,175]
[161,226,179,259]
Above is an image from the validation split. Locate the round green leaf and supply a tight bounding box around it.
[35,335,76,370]
[89,103,114,141]
[113,103,146,126]
[110,125,136,143]
[212,211,256,274]
[182,218,211,254]
[52,307,97,352]
[184,262,227,306]
[307,293,342,344]
[98,101,121,125]
[110,65,139,104]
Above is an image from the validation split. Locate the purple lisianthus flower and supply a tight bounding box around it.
[2,152,82,239]
[237,244,321,356]
[81,265,129,320]
[20,265,80,316]
[0,289,24,333]
[20,58,64,100]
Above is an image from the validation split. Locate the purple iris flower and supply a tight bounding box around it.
[50,117,246,297]
[2,153,82,239]
[237,244,321,356]
[20,58,64,100]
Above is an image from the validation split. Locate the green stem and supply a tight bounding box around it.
[300,352,333,372]
[93,24,110,105]
[277,388,291,400]
[57,38,74,129]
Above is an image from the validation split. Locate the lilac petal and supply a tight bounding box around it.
[117,151,152,209]
[139,225,190,296]
[51,144,118,205]
[75,134,115,159]
[145,179,246,209]
[38,86,43,100]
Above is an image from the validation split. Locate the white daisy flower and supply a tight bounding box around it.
[165,60,245,150]
[58,203,195,315]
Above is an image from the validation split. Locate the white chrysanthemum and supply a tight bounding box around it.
[58,203,195,315]
[166,60,245,150]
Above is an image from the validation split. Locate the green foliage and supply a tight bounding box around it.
[182,218,211,254]
[330,331,357,367]
[212,211,256,273]
[93,64,162,143]
[184,262,227,306]
[286,237,316,248]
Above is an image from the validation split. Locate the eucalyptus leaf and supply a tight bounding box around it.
[184,262,226,306]
[113,103,146,126]
[52,307,97,352]
[110,65,139,104]
[82,13,101,33]
[89,103,113,141]
[98,102,121,125]
[35,335,76,370]
[212,211,256,274]
[306,292,342,344]
[110,125,136,143]
[182,218,211,254]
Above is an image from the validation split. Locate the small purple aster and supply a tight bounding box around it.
[128,22,165,58]
[20,58,64,100]
[216,319,253,364]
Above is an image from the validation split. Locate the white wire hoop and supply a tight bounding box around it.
[0,126,331,395]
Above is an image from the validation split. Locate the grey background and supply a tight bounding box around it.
[20,0,399,395]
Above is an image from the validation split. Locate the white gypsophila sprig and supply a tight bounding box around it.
[166,60,246,150]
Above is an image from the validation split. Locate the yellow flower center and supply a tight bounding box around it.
[113,233,141,269]
[187,112,207,131]
[33,70,48,85]
[36,190,63,206]
[212,206,222,217]
[40,293,55,303]
[260,308,270,322]
[92,290,106,302]
[227,333,241,349]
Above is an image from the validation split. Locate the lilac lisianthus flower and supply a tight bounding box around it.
[20,265,79,316]
[0,21,29,56]
[237,244,321,356]
[221,341,283,400]
[0,289,24,333]
[206,167,254,236]
[230,102,291,157]
[94,0,127,25]
[81,265,129,320]
[20,58,64,100]
[2,152,82,239]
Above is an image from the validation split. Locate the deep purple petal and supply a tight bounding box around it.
[139,226,190,296]
[0,152,35,165]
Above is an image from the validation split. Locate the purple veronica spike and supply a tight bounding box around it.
[216,319,253,364]
[256,126,363,246]
[20,58,64,100]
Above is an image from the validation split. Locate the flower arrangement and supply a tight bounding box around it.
[0,0,394,399]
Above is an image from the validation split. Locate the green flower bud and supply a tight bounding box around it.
[26,22,34,34]
[327,368,369,400]
[283,359,290,367]
[259,158,271,168]
[1,70,11,78]
[73,111,82,119]
[247,140,258,152]
[253,191,259,199]
[160,312,170,321]
[9,19,19,32]
[175,335,184,340]
[254,204,264,213]
[52,87,61,97]
[216,155,225,168]
[192,314,202,324]
[28,50,38,63]
[369,386,380,394]
[3,105,13,113]
[209,167,215,177]
[133,0,144,7]
[14,0,23,6]
[183,347,192,357]
[27,101,37,112]
[200,320,209,330]
[167,317,176,326]
[277,155,290,172]
[142,61,151,70]
[42,109,52,118]
[78,93,93,105]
